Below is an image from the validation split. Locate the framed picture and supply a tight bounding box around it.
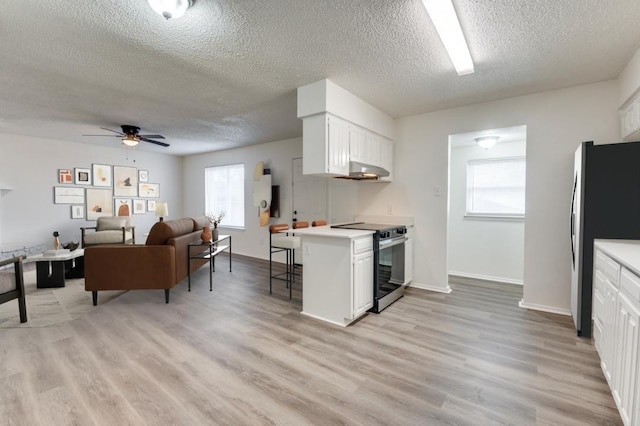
[71,205,85,219]
[54,186,84,204]
[58,169,73,184]
[114,198,132,216]
[138,169,149,183]
[92,164,112,187]
[113,166,138,197]
[133,199,146,214]
[74,168,91,185]
[147,200,156,212]
[138,183,159,198]
[86,188,114,220]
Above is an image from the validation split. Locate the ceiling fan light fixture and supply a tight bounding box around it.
[421,0,474,76]
[121,134,139,147]
[475,136,499,149]
[147,0,192,20]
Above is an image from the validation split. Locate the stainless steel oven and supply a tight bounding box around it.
[331,222,407,312]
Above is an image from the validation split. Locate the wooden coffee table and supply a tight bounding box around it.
[24,249,85,288]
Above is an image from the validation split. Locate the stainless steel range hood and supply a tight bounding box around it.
[337,161,390,180]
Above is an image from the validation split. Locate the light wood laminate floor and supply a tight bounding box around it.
[1,255,622,425]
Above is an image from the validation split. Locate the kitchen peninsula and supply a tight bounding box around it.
[289,226,374,326]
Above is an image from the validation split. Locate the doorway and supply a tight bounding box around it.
[447,125,527,286]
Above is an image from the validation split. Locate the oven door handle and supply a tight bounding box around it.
[379,236,407,249]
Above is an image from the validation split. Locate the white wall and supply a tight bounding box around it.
[354,80,619,313]
[182,138,303,260]
[448,140,526,284]
[0,134,182,256]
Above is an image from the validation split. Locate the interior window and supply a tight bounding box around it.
[466,157,526,218]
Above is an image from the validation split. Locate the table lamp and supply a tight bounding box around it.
[156,202,168,222]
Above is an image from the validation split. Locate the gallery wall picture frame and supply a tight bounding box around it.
[133,199,146,214]
[59,169,73,184]
[113,166,138,197]
[92,164,112,187]
[138,183,159,198]
[138,169,149,183]
[114,198,132,216]
[54,186,84,204]
[147,200,156,212]
[74,168,91,185]
[86,188,114,220]
[71,205,85,219]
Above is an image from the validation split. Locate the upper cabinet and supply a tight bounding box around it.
[620,97,640,141]
[298,79,394,181]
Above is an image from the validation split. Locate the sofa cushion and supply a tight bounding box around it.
[96,216,127,231]
[0,271,16,294]
[83,230,134,245]
[191,216,210,232]
[146,218,195,245]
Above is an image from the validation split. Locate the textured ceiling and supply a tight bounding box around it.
[1,0,640,155]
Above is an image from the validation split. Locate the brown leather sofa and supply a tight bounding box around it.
[84,216,210,305]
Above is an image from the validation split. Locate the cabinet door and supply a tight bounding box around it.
[353,250,373,318]
[349,124,367,163]
[602,279,619,384]
[327,115,350,175]
[613,292,640,425]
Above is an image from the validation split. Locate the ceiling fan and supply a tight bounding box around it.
[83,125,170,147]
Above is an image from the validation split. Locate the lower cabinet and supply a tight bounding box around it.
[353,250,373,317]
[594,241,640,426]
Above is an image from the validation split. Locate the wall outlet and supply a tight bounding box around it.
[434,186,441,197]
[387,205,392,215]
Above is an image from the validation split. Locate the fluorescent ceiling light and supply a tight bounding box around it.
[421,0,474,76]
[147,0,192,20]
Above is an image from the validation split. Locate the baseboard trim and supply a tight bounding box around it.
[449,271,523,286]
[407,282,452,294]
[518,299,571,316]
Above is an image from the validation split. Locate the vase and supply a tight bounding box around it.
[212,227,219,245]
[54,236,60,250]
[201,226,212,243]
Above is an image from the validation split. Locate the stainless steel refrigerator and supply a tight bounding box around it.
[570,140,640,337]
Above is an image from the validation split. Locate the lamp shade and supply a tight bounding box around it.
[155,202,168,221]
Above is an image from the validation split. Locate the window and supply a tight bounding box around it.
[205,164,245,228]
[466,157,525,217]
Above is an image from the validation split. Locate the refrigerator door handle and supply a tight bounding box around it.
[570,176,577,268]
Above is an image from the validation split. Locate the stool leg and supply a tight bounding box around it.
[269,246,273,294]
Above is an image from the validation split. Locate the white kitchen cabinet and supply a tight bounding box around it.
[349,124,367,164]
[302,113,350,176]
[353,249,374,317]
[593,240,640,426]
[298,228,374,326]
[620,95,640,141]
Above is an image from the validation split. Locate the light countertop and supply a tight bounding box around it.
[595,239,640,276]
[283,226,374,239]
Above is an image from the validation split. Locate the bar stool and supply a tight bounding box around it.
[291,221,308,278]
[312,220,327,227]
[269,224,300,299]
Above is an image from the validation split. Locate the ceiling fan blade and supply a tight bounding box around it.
[100,127,125,135]
[138,134,165,139]
[139,137,170,147]
[82,134,122,137]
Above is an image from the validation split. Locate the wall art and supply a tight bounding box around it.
[92,164,112,187]
[147,200,156,212]
[138,169,149,183]
[114,198,132,216]
[133,199,146,214]
[74,168,91,185]
[54,186,84,204]
[86,188,113,220]
[58,169,73,184]
[138,183,159,198]
[71,205,85,219]
[113,166,138,197]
